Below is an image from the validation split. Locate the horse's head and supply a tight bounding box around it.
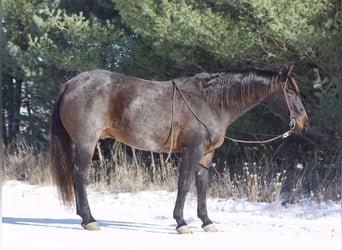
[265,65,309,134]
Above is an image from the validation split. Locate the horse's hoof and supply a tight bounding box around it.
[82,221,101,230]
[202,224,218,232]
[176,225,193,234]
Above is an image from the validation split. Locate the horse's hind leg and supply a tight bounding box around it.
[73,143,99,230]
[196,151,218,232]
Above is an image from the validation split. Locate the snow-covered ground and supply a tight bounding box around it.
[2,180,341,250]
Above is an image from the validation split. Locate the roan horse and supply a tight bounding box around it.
[50,66,308,233]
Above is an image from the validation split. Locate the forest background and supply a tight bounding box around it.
[1,0,341,202]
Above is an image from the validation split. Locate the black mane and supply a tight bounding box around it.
[197,70,277,108]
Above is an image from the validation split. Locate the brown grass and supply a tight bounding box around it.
[2,138,51,185]
[2,138,341,203]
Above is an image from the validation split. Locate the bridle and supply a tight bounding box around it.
[279,66,299,132]
[281,81,296,131]
[166,69,299,153]
[226,72,298,144]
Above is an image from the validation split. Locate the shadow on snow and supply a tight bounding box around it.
[2,217,180,234]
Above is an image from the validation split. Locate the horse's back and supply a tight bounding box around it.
[59,70,174,147]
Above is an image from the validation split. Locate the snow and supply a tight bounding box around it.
[2,180,341,250]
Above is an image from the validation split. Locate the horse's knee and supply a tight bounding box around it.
[195,166,210,189]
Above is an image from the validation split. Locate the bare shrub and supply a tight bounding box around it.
[284,148,341,203]
[209,162,287,203]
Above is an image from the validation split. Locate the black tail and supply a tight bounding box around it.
[50,83,74,207]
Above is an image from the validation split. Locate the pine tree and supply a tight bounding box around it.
[2,0,123,143]
[2,0,340,147]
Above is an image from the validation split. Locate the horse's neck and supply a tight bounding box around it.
[225,78,276,124]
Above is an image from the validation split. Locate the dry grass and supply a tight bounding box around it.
[209,162,287,202]
[2,138,51,185]
[2,138,341,203]
[88,141,179,192]
[209,144,341,203]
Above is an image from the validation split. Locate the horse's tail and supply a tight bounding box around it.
[50,83,74,207]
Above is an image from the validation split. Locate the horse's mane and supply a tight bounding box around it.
[197,70,277,108]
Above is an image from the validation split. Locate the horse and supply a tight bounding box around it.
[50,66,308,233]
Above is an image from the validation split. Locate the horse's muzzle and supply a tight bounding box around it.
[294,115,309,134]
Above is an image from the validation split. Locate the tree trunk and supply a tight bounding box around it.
[3,74,22,143]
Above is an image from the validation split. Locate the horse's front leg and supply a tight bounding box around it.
[173,144,203,234]
[196,151,218,232]
[73,144,99,230]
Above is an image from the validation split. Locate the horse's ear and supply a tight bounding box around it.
[287,64,294,77]
[279,65,288,78]
[279,64,294,79]
[279,65,299,92]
